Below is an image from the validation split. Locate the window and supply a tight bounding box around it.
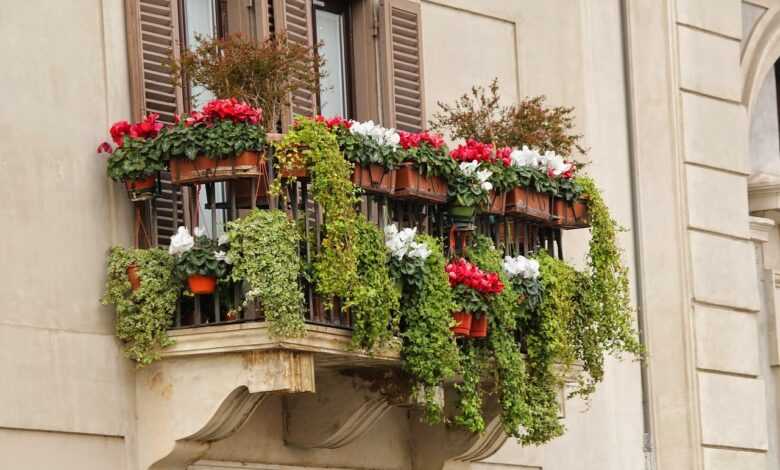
[314,0,352,118]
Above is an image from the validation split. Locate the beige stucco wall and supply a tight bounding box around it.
[3,0,779,469]
[0,0,136,468]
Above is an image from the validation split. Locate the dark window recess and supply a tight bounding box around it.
[313,0,354,118]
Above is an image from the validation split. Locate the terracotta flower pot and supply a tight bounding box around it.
[169,151,266,184]
[279,154,307,178]
[451,311,473,336]
[351,163,396,194]
[484,191,506,215]
[126,264,141,291]
[505,187,551,222]
[188,274,216,294]
[393,162,448,203]
[469,314,488,338]
[125,175,156,192]
[552,198,590,229]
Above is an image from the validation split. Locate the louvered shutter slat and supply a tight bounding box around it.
[273,0,317,126]
[381,0,426,133]
[126,0,185,247]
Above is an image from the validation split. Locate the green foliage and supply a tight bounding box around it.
[484,161,518,194]
[158,119,266,161]
[336,128,404,170]
[515,165,557,196]
[394,235,460,422]
[102,247,178,365]
[466,236,529,437]
[226,209,306,337]
[401,142,455,179]
[347,217,401,351]
[454,341,486,433]
[447,167,492,209]
[574,176,643,395]
[275,118,360,310]
[106,137,165,182]
[174,235,228,280]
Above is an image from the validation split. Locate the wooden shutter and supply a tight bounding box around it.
[125,0,185,124]
[125,0,186,246]
[380,0,425,132]
[273,0,318,126]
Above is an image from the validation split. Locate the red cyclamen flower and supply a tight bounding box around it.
[445,258,504,295]
[449,139,495,163]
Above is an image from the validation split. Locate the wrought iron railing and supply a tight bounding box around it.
[158,145,565,330]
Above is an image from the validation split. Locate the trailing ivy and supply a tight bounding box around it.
[393,235,460,422]
[466,236,529,437]
[226,209,306,337]
[574,176,643,396]
[102,247,178,365]
[275,118,360,309]
[348,216,400,351]
[454,340,486,433]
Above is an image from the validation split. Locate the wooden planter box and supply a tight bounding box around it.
[351,163,396,195]
[393,163,448,203]
[169,151,266,185]
[505,187,551,222]
[484,191,506,215]
[552,198,590,229]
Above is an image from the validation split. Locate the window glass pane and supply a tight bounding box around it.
[316,9,348,117]
[185,0,217,110]
[185,0,224,239]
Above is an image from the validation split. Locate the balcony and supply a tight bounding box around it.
[103,106,637,470]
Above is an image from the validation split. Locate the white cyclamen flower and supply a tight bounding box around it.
[218,233,229,246]
[502,255,540,280]
[546,153,572,177]
[481,181,493,192]
[384,224,399,239]
[349,120,376,136]
[169,226,194,255]
[476,169,493,183]
[193,226,206,237]
[459,161,479,176]
[407,242,431,260]
[510,145,541,168]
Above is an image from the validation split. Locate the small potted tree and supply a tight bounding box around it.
[98,113,165,200]
[169,227,229,294]
[393,130,452,203]
[445,258,504,337]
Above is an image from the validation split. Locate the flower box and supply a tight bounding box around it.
[484,191,506,215]
[169,151,266,185]
[552,198,590,229]
[505,186,550,222]
[451,311,472,336]
[351,163,396,195]
[393,163,448,203]
[124,174,157,201]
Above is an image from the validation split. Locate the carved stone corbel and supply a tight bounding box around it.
[136,349,315,470]
[283,370,395,449]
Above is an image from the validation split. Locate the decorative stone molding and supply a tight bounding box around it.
[750,215,776,243]
[748,173,780,216]
[136,349,315,470]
